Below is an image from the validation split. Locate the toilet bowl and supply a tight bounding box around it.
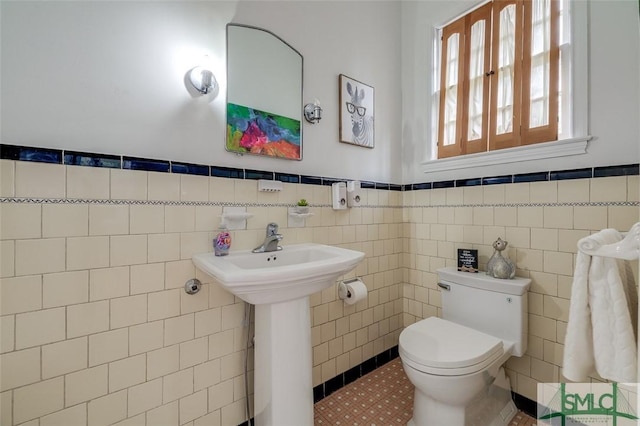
[400,317,514,425]
[399,267,531,426]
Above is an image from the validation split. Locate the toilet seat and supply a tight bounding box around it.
[399,317,504,376]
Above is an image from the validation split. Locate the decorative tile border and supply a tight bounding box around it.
[482,175,512,186]
[593,164,639,178]
[171,162,209,176]
[0,197,322,208]
[405,201,640,208]
[406,164,639,191]
[245,169,274,180]
[514,171,549,183]
[1,144,638,194]
[432,180,455,189]
[456,178,483,187]
[550,168,592,181]
[1,145,62,164]
[275,172,300,184]
[2,196,637,209]
[123,156,170,173]
[211,166,243,179]
[64,150,121,168]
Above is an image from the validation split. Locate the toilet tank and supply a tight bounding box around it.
[437,267,531,357]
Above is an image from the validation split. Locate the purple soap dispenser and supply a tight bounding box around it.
[214,224,231,256]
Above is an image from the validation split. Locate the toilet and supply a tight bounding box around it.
[399,267,531,426]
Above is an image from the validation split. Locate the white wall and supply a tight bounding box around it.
[2,1,638,186]
[0,1,403,184]
[401,0,640,184]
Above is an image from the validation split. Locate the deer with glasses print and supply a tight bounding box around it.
[345,81,374,147]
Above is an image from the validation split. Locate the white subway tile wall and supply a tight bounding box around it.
[0,160,638,425]
[403,175,640,402]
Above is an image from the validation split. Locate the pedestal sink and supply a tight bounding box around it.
[192,243,365,426]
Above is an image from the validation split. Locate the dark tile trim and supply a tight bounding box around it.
[275,173,300,184]
[123,156,170,173]
[313,384,325,404]
[300,175,322,186]
[322,177,346,186]
[324,374,344,396]
[211,166,243,179]
[1,144,638,194]
[313,346,399,402]
[376,348,391,364]
[361,357,377,375]
[550,167,592,180]
[64,151,122,169]
[513,171,549,183]
[593,163,639,177]
[432,180,455,189]
[344,365,361,386]
[412,183,432,190]
[456,178,482,187]
[512,392,538,418]
[1,145,62,164]
[244,169,274,180]
[171,162,209,176]
[482,175,513,186]
[389,345,399,358]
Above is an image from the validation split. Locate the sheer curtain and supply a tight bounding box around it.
[529,0,551,128]
[443,33,460,146]
[467,20,486,141]
[496,4,516,135]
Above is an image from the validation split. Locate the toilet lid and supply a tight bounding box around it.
[399,317,503,374]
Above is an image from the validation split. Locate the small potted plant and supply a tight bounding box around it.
[296,199,309,214]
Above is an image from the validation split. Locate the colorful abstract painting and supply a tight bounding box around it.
[226,103,301,160]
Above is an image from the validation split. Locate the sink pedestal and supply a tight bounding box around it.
[254,297,313,426]
[191,244,365,426]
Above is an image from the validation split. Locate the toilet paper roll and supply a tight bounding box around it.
[341,279,368,305]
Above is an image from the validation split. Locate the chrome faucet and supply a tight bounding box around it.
[252,222,283,253]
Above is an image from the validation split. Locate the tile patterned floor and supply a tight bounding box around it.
[314,358,537,426]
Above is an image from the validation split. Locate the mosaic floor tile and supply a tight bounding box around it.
[314,358,536,425]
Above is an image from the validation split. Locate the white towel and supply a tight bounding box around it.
[563,229,638,383]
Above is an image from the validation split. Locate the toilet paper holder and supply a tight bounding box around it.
[338,277,360,299]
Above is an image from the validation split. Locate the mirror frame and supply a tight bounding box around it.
[225,23,304,161]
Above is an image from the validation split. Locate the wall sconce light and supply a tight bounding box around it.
[188,65,217,95]
[303,100,322,124]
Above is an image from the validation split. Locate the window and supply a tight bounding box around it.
[437,0,561,159]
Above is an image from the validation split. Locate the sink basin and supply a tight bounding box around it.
[192,243,365,304]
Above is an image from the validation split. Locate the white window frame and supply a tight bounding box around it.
[422,0,591,173]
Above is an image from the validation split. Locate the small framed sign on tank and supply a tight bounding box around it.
[457,249,478,273]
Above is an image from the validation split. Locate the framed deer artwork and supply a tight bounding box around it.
[339,74,374,148]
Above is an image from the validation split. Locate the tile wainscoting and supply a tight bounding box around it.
[0,144,638,426]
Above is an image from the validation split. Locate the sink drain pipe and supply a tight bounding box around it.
[244,302,255,425]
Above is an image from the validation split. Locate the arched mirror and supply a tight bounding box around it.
[226,24,303,160]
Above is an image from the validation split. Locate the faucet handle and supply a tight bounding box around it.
[266,223,279,237]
